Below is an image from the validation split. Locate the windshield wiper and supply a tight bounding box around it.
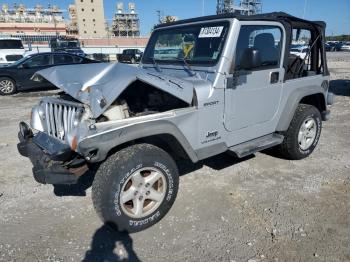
[174,57,200,78]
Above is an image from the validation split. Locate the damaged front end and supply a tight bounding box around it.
[33,62,194,119]
[18,62,196,185]
[17,122,88,185]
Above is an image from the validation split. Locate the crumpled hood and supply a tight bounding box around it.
[34,62,194,118]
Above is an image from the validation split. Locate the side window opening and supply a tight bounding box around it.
[23,54,51,68]
[286,28,323,80]
[235,25,283,71]
[54,54,74,65]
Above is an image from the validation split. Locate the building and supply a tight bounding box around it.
[0,4,66,42]
[74,0,107,38]
[112,2,140,37]
[67,5,78,36]
[217,0,262,15]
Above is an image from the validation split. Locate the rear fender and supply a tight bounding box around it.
[276,86,326,131]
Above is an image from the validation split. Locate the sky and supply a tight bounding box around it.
[4,0,350,36]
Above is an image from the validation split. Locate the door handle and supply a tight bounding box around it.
[270,72,279,84]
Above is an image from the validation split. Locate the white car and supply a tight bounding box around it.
[0,38,26,65]
[290,46,310,59]
[341,42,350,52]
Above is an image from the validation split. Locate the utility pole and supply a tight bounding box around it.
[202,0,205,16]
[303,0,308,19]
[156,10,162,24]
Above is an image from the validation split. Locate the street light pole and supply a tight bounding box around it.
[303,0,308,19]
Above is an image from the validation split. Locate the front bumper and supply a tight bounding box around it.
[17,122,87,185]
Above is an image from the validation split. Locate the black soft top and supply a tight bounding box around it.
[155,12,326,30]
[154,12,329,77]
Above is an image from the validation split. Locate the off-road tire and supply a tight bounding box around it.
[0,77,17,95]
[278,104,322,160]
[92,143,179,233]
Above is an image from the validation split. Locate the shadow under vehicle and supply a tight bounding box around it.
[18,12,333,233]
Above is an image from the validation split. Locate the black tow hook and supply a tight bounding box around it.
[19,122,33,139]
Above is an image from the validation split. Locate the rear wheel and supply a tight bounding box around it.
[0,77,16,95]
[92,143,179,232]
[278,104,322,160]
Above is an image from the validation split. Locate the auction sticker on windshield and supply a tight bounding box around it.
[199,26,224,38]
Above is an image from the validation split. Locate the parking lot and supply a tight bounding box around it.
[0,52,349,261]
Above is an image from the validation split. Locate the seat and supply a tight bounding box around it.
[253,33,279,66]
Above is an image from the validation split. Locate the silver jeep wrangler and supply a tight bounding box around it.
[18,12,333,232]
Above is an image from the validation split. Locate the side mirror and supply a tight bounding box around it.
[240,48,261,70]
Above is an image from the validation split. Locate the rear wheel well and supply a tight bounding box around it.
[299,93,326,113]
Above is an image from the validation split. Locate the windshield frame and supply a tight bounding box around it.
[142,21,230,67]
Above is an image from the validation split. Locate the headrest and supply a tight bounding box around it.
[254,33,275,48]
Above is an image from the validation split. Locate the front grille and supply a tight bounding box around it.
[6,55,23,62]
[42,98,83,141]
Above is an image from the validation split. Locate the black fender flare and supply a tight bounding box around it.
[78,120,199,163]
[276,86,326,131]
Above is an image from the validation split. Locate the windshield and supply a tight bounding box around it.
[142,22,229,66]
[0,40,24,49]
[11,55,32,66]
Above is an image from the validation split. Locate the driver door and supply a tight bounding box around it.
[224,23,285,141]
[19,54,52,89]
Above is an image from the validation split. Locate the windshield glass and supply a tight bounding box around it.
[11,55,32,66]
[142,22,229,66]
[0,40,24,49]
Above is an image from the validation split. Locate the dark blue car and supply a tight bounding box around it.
[0,52,99,95]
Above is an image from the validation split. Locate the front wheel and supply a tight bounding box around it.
[278,104,322,160]
[92,143,179,233]
[0,77,17,95]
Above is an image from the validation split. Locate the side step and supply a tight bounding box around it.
[228,133,284,158]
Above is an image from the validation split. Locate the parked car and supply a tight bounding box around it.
[117,49,143,63]
[290,46,310,59]
[18,12,333,233]
[0,38,26,66]
[326,42,343,52]
[91,53,110,62]
[340,42,350,52]
[325,43,332,52]
[50,37,85,57]
[0,52,99,95]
